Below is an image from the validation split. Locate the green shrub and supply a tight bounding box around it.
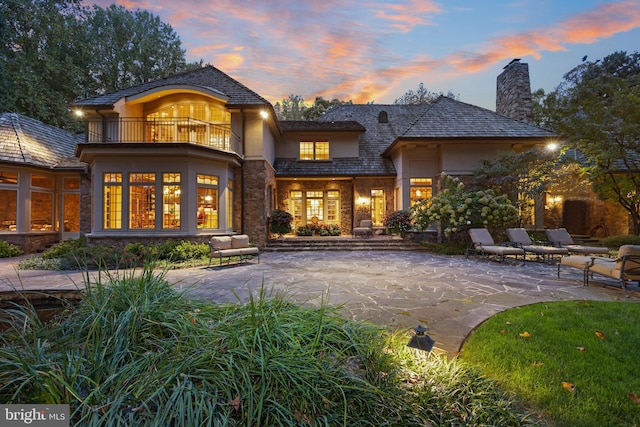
[601,234,640,248]
[0,240,23,258]
[295,224,315,236]
[295,224,341,236]
[269,209,293,236]
[169,241,209,261]
[41,237,87,259]
[383,210,412,235]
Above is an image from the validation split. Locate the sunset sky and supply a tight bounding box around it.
[87,0,640,110]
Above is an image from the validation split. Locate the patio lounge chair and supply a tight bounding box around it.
[545,228,610,256]
[558,245,640,297]
[466,228,525,263]
[506,228,568,262]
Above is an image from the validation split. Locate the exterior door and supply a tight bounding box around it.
[62,193,80,240]
[371,189,385,226]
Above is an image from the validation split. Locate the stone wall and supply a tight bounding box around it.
[496,59,534,124]
[243,160,275,248]
[2,233,59,254]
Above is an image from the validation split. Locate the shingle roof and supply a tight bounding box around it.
[279,120,365,132]
[275,104,427,177]
[0,113,84,169]
[70,65,271,108]
[274,99,559,177]
[400,96,557,139]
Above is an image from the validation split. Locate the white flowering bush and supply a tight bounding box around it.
[412,174,518,241]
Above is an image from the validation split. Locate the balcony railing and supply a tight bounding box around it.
[86,118,241,155]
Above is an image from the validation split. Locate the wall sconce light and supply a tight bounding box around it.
[260,110,269,119]
[407,325,434,352]
[357,197,368,206]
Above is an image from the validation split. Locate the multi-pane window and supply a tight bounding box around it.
[0,171,18,231]
[410,178,433,206]
[31,175,54,231]
[370,189,385,226]
[162,173,181,229]
[147,103,231,145]
[289,190,341,225]
[197,174,218,229]
[299,140,330,160]
[306,191,323,221]
[104,173,122,229]
[129,173,156,229]
[290,191,303,227]
[63,177,81,233]
[326,191,340,224]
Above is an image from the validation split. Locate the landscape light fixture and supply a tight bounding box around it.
[407,325,434,352]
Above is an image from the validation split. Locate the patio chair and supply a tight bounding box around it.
[587,245,640,296]
[466,228,525,263]
[506,228,568,262]
[545,228,610,256]
[353,220,373,238]
[558,245,640,297]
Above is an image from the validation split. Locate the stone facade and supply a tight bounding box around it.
[276,177,395,235]
[496,59,534,124]
[243,160,275,248]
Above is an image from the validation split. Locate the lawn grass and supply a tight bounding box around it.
[0,266,542,426]
[460,300,640,427]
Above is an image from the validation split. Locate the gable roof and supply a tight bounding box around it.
[70,65,271,109]
[0,113,83,170]
[399,96,557,139]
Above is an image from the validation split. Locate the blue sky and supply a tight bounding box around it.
[90,0,640,110]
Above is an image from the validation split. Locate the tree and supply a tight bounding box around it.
[82,4,188,95]
[273,94,306,120]
[544,51,640,234]
[0,0,87,129]
[472,148,560,227]
[302,97,352,120]
[394,83,459,105]
[0,1,194,129]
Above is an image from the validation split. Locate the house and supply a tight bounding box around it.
[0,59,621,253]
[0,113,85,252]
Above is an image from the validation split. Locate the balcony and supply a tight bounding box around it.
[86,118,241,155]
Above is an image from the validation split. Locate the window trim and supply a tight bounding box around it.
[299,139,330,161]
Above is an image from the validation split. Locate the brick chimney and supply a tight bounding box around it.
[496,59,534,124]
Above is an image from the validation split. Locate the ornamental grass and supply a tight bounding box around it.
[1,266,540,426]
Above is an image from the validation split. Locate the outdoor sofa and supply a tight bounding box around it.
[209,234,260,265]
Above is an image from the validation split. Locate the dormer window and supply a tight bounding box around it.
[378,111,388,123]
[300,140,330,160]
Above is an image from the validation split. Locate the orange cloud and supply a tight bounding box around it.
[448,0,640,74]
[374,0,442,32]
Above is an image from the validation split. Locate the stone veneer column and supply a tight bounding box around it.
[242,159,275,249]
[79,170,92,235]
[496,59,534,124]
